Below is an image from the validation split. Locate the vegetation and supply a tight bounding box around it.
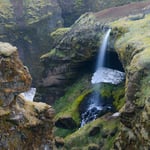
[63,117,120,150]
[50,28,71,40]
[111,14,150,71]
[54,73,125,140]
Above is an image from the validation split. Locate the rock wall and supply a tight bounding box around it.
[41,1,150,149]
[0,42,54,149]
[0,0,63,84]
[111,12,150,150]
[40,1,150,104]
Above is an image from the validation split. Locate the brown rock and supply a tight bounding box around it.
[0,42,55,149]
[0,42,32,106]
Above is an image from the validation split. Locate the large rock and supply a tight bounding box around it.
[0,42,31,106]
[111,12,150,150]
[0,42,55,149]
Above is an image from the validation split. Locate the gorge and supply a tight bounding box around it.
[0,0,150,150]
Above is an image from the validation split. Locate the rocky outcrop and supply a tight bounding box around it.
[40,1,150,104]
[0,42,55,149]
[110,13,150,150]
[0,42,32,106]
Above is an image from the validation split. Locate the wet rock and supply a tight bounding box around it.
[55,116,77,129]
[40,1,150,104]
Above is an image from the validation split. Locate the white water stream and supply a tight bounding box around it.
[81,29,112,126]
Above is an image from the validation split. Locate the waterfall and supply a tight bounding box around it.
[80,29,112,127]
[96,28,111,70]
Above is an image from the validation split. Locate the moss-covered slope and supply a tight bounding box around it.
[110,13,150,150]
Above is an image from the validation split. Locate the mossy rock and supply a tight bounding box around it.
[111,14,150,72]
[63,117,120,150]
[50,28,71,40]
[55,90,91,129]
[54,77,125,134]
[100,83,125,111]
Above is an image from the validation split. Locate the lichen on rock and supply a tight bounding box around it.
[111,13,150,150]
[0,42,32,106]
[0,42,55,149]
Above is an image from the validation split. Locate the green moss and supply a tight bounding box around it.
[53,75,91,137]
[112,83,125,110]
[50,28,71,39]
[40,48,56,59]
[111,14,150,71]
[40,48,68,60]
[0,0,14,19]
[54,127,76,138]
[55,90,91,126]
[99,83,125,111]
[135,72,150,107]
[64,118,120,150]
[53,75,91,114]
[100,84,114,98]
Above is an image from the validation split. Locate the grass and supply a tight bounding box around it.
[64,117,120,150]
[111,14,150,72]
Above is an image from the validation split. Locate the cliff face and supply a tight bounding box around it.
[0,0,147,85]
[40,1,150,149]
[0,42,54,149]
[40,13,105,104]
[0,0,63,84]
[40,1,150,104]
[111,13,150,150]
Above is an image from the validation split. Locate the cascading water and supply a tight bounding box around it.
[80,29,112,127]
[96,28,111,70]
